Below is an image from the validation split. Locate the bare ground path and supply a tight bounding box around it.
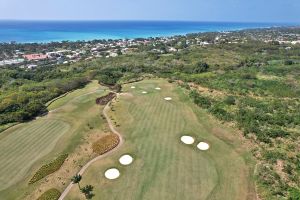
[58,94,123,200]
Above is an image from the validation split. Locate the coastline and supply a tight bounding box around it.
[0,20,298,44]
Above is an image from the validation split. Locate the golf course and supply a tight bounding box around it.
[0,81,107,200]
[65,79,256,200]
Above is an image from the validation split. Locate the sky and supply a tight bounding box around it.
[0,0,299,23]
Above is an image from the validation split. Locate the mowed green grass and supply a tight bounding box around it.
[0,80,107,199]
[47,82,104,111]
[0,120,69,191]
[66,79,256,200]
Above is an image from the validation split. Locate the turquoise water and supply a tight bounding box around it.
[0,20,295,43]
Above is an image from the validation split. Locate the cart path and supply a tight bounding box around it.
[58,95,123,200]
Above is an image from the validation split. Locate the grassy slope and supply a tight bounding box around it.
[0,81,106,200]
[66,79,256,200]
[0,119,69,191]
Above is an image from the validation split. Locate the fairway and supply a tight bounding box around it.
[0,81,107,200]
[0,119,70,191]
[66,79,256,200]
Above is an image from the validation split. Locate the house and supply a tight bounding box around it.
[23,54,48,61]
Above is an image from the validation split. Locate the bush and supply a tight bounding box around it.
[37,188,61,200]
[284,60,294,65]
[92,134,120,155]
[29,154,68,184]
[288,188,300,200]
[189,90,212,109]
[224,96,236,105]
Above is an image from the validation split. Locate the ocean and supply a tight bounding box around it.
[0,20,295,43]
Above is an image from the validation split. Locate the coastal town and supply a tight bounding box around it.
[1,27,299,69]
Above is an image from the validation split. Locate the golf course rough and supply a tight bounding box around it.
[66,79,256,200]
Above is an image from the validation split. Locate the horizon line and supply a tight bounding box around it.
[0,19,299,25]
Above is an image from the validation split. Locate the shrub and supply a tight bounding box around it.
[29,154,68,184]
[288,187,300,200]
[92,134,120,155]
[209,105,233,121]
[37,188,61,200]
[224,96,236,105]
[189,90,212,109]
[284,60,294,65]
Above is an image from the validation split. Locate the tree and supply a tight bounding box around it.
[81,185,94,199]
[71,174,82,189]
[193,61,209,73]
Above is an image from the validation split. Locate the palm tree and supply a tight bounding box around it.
[81,185,94,199]
[71,174,82,189]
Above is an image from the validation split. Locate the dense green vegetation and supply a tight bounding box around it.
[37,188,61,200]
[187,64,300,199]
[29,154,69,184]
[0,68,89,125]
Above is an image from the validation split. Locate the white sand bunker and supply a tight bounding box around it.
[155,87,161,90]
[142,91,148,94]
[197,142,210,150]
[119,154,133,165]
[164,97,172,101]
[131,86,136,89]
[104,168,120,180]
[180,136,195,144]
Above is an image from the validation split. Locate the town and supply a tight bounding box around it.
[1,27,299,69]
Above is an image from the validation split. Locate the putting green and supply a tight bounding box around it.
[66,79,256,200]
[0,119,70,191]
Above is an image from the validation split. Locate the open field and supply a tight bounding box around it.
[66,79,256,200]
[0,81,107,200]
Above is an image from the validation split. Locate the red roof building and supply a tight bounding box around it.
[23,54,48,61]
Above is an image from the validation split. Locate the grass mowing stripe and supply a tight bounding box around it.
[0,121,57,163]
[0,121,63,162]
[66,80,255,200]
[0,120,54,150]
[2,124,67,185]
[0,120,58,153]
[0,123,65,175]
[0,122,68,189]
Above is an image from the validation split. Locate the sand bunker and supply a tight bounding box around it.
[180,136,195,144]
[197,142,210,150]
[142,91,148,94]
[104,168,120,180]
[164,97,172,101]
[155,87,161,90]
[119,154,133,165]
[131,86,136,89]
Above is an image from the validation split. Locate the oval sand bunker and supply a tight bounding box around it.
[131,86,136,89]
[142,91,148,94]
[197,142,210,150]
[180,136,195,144]
[164,97,172,101]
[104,168,120,180]
[155,87,161,90]
[119,155,133,165]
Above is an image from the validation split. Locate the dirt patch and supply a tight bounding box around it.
[275,160,288,181]
[96,92,116,105]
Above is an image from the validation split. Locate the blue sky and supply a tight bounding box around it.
[1,0,299,22]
